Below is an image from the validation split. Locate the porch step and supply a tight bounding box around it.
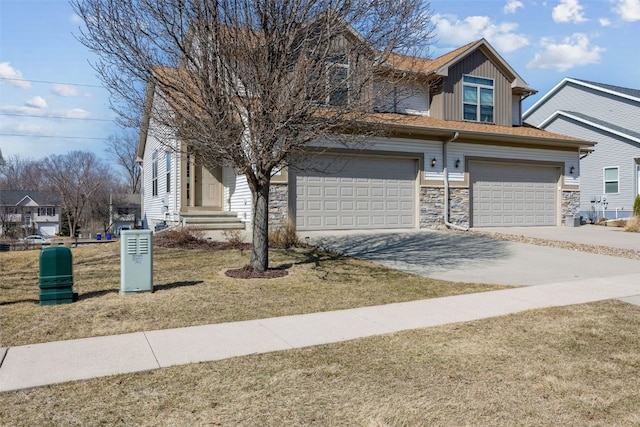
[180,211,245,230]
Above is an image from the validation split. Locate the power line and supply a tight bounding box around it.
[0,77,104,88]
[0,133,110,141]
[0,113,115,122]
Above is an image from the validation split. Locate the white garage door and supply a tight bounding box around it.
[470,161,559,227]
[295,156,417,230]
[38,225,57,237]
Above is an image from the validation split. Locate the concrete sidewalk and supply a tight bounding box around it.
[2,272,639,393]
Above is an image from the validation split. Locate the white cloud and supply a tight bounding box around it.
[599,17,612,26]
[0,62,31,89]
[433,14,529,53]
[25,96,48,109]
[613,0,640,21]
[63,108,90,119]
[552,0,587,23]
[0,105,41,115]
[504,0,524,14]
[527,33,605,72]
[52,83,90,97]
[71,13,83,24]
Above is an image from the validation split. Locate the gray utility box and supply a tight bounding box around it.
[120,230,153,295]
[565,216,581,227]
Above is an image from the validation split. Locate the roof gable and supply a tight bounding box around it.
[524,77,640,120]
[539,110,640,145]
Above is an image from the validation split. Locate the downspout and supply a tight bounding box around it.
[442,132,468,231]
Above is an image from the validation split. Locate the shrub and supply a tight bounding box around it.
[633,195,640,217]
[222,229,246,250]
[156,227,206,247]
[625,216,640,233]
[268,220,300,249]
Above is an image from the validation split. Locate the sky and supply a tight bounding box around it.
[1,0,639,161]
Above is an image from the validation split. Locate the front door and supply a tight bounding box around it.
[195,164,223,209]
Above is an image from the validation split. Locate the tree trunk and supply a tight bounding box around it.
[250,180,270,272]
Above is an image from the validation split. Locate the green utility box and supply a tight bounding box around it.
[39,246,75,305]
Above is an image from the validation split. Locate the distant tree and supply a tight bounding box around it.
[42,151,112,237]
[72,0,434,271]
[105,132,141,194]
[0,155,47,192]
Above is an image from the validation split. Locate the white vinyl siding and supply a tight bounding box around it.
[223,167,252,223]
[373,80,430,116]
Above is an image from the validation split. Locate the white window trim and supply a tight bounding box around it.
[152,150,159,197]
[462,74,494,123]
[603,166,619,195]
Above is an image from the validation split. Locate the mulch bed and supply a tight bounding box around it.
[225,265,289,279]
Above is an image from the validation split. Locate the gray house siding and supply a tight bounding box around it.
[436,49,513,126]
[525,82,640,135]
[542,115,639,220]
[524,79,640,221]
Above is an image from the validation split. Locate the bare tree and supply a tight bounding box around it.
[42,151,112,237]
[0,155,47,192]
[105,132,141,193]
[72,0,434,271]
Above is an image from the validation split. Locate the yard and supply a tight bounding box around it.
[1,243,639,425]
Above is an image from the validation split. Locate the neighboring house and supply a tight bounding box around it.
[0,190,61,237]
[138,38,594,232]
[523,78,640,221]
[109,193,142,235]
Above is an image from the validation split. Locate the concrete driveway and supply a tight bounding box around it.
[302,227,640,287]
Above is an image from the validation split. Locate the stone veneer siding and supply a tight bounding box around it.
[561,190,580,219]
[268,183,289,229]
[420,187,470,229]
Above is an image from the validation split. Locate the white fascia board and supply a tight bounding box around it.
[522,78,571,120]
[539,110,640,144]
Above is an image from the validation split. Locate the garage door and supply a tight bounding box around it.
[470,161,558,227]
[38,225,57,237]
[295,156,417,230]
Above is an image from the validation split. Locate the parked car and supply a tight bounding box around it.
[21,235,51,244]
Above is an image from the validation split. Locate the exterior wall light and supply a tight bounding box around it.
[570,166,575,175]
[431,158,437,168]
[454,158,461,169]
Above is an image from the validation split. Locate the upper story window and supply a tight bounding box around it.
[604,167,619,194]
[152,151,158,196]
[310,54,349,107]
[463,75,494,123]
[165,151,171,193]
[37,207,56,216]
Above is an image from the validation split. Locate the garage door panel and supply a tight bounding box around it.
[471,162,558,227]
[296,156,416,230]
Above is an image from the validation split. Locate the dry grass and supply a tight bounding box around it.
[0,243,505,347]
[625,216,640,233]
[2,301,639,426]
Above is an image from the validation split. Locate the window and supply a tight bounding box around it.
[152,151,158,196]
[165,151,171,193]
[463,75,494,123]
[604,167,619,194]
[310,54,349,106]
[38,207,55,216]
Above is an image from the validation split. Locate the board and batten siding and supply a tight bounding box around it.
[434,49,513,127]
[223,167,252,223]
[542,115,639,216]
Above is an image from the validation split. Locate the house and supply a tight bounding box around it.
[138,38,594,233]
[109,193,142,235]
[0,190,61,237]
[523,78,640,221]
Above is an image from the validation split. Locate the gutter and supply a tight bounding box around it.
[442,132,468,231]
